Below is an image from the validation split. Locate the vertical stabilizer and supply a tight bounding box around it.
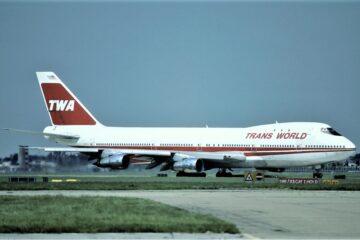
[36,72,101,126]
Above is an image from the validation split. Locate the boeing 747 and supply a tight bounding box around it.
[5,72,356,177]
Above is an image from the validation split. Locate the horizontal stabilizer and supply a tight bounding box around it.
[2,128,43,135]
[2,128,80,140]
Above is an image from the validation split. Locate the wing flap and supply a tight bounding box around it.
[116,149,172,157]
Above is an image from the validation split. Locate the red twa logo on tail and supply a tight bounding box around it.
[40,82,97,126]
[48,100,75,111]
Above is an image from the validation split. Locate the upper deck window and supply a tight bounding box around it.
[321,128,342,136]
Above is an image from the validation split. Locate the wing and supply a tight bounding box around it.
[19,142,247,171]
[29,147,99,153]
[25,147,172,167]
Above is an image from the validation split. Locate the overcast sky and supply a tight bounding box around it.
[0,1,359,157]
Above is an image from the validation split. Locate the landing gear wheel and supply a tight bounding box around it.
[216,169,233,177]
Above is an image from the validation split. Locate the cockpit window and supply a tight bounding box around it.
[321,128,342,136]
[328,128,342,136]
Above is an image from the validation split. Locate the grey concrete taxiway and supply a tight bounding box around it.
[1,190,360,239]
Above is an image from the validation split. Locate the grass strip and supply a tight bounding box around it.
[1,181,360,191]
[2,173,360,191]
[0,195,239,234]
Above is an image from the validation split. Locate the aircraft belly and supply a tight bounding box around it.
[255,151,352,168]
[178,150,353,169]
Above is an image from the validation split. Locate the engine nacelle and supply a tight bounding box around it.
[173,158,203,172]
[96,154,130,169]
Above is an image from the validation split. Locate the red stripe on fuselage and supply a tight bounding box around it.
[73,145,354,156]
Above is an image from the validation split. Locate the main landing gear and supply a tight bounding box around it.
[216,168,233,177]
[176,171,206,177]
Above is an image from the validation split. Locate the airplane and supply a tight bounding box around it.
[4,72,357,177]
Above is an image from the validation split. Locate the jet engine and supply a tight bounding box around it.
[95,154,130,169]
[173,158,203,172]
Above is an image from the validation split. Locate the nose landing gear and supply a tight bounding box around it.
[313,171,323,179]
[313,165,323,179]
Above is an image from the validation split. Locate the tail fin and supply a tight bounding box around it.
[36,72,101,126]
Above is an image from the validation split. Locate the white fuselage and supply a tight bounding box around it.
[44,122,356,169]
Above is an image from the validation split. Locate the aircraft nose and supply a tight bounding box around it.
[346,138,356,156]
[349,140,356,150]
